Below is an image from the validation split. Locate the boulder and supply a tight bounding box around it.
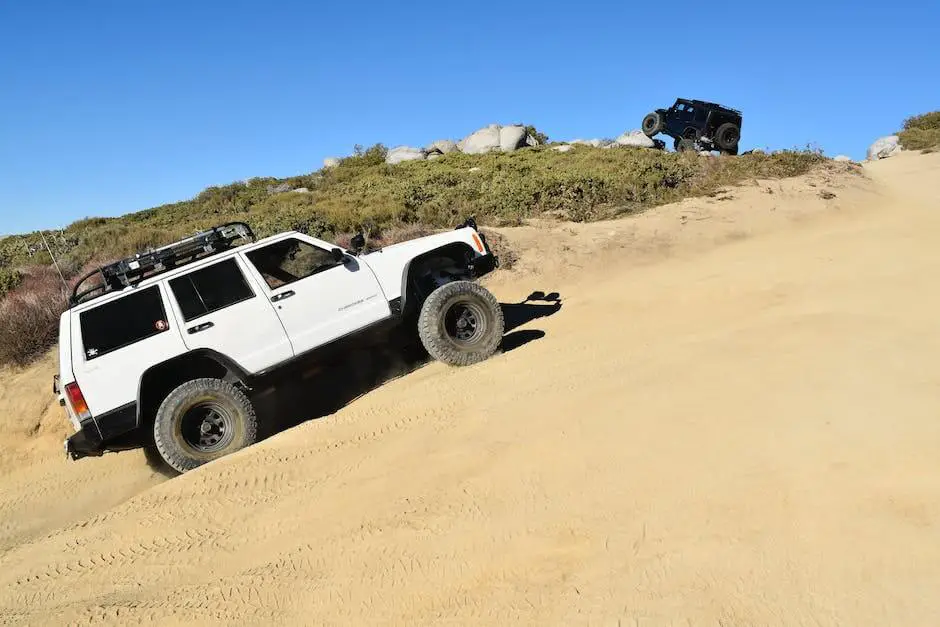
[460,124,502,154]
[427,153,443,160]
[427,139,459,154]
[833,155,853,162]
[499,124,528,151]
[291,187,310,193]
[867,135,901,160]
[385,146,427,165]
[551,144,574,153]
[266,182,292,194]
[614,130,655,148]
[323,157,341,169]
[525,133,540,147]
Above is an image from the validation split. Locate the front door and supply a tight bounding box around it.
[241,235,391,356]
[165,256,294,374]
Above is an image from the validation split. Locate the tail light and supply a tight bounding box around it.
[471,232,485,253]
[64,382,92,421]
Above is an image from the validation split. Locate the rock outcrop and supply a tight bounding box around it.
[427,139,459,154]
[385,146,427,165]
[867,136,902,161]
[323,157,341,168]
[612,130,655,148]
[459,124,502,154]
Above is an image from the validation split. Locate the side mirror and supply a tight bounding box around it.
[330,247,345,263]
[349,232,366,255]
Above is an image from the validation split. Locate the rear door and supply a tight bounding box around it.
[165,256,294,373]
[241,235,391,356]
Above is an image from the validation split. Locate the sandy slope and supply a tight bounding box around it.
[1,153,939,625]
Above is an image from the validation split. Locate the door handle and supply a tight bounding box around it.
[271,290,295,303]
[187,321,214,334]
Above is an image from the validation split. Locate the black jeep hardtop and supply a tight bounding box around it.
[642,98,743,155]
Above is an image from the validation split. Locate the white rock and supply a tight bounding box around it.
[499,124,527,151]
[291,187,310,193]
[833,155,853,162]
[385,146,427,165]
[461,124,502,154]
[323,157,341,168]
[551,144,574,152]
[525,133,540,147]
[427,139,459,154]
[468,167,482,173]
[867,135,901,161]
[614,130,655,148]
[427,152,443,160]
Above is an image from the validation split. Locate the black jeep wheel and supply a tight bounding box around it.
[675,138,698,153]
[714,123,740,152]
[642,112,663,137]
[418,280,505,367]
[153,378,258,474]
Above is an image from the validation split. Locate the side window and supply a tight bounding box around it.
[169,258,255,322]
[245,238,339,289]
[80,285,169,360]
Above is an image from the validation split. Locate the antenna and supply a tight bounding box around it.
[39,231,68,291]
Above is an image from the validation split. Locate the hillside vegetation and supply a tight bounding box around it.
[899,111,940,152]
[0,143,828,367]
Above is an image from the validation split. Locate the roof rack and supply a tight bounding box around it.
[70,222,256,307]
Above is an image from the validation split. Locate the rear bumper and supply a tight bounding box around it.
[65,422,104,460]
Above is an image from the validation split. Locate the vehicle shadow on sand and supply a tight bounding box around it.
[253,290,563,441]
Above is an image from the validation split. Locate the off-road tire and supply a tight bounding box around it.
[642,112,663,137]
[714,123,741,152]
[153,378,258,474]
[675,138,698,153]
[418,280,504,367]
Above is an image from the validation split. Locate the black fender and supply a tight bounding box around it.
[136,349,251,426]
[397,242,479,317]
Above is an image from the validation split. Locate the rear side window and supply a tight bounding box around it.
[169,258,255,322]
[80,286,169,360]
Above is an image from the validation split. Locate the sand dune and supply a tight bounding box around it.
[1,153,939,625]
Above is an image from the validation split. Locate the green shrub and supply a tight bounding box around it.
[0,267,22,298]
[899,111,940,152]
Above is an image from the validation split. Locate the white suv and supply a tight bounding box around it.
[54,220,501,473]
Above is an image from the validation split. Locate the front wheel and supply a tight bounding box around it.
[642,112,663,137]
[418,281,505,366]
[153,378,258,474]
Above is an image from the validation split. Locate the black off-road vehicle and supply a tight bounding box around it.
[642,98,742,155]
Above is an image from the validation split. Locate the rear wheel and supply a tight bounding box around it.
[418,280,504,366]
[642,112,663,137]
[714,123,740,152]
[153,378,257,474]
[675,138,698,153]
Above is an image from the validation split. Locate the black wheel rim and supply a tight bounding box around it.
[444,301,487,346]
[180,402,235,453]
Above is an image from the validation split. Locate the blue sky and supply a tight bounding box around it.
[1,0,937,235]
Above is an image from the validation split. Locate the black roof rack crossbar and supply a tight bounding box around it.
[69,222,256,307]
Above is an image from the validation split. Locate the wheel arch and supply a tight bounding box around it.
[136,349,250,427]
[398,242,477,316]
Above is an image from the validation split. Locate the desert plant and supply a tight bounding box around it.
[0,267,69,367]
[0,267,22,298]
[899,110,940,152]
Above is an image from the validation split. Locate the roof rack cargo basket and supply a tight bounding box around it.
[70,222,256,307]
